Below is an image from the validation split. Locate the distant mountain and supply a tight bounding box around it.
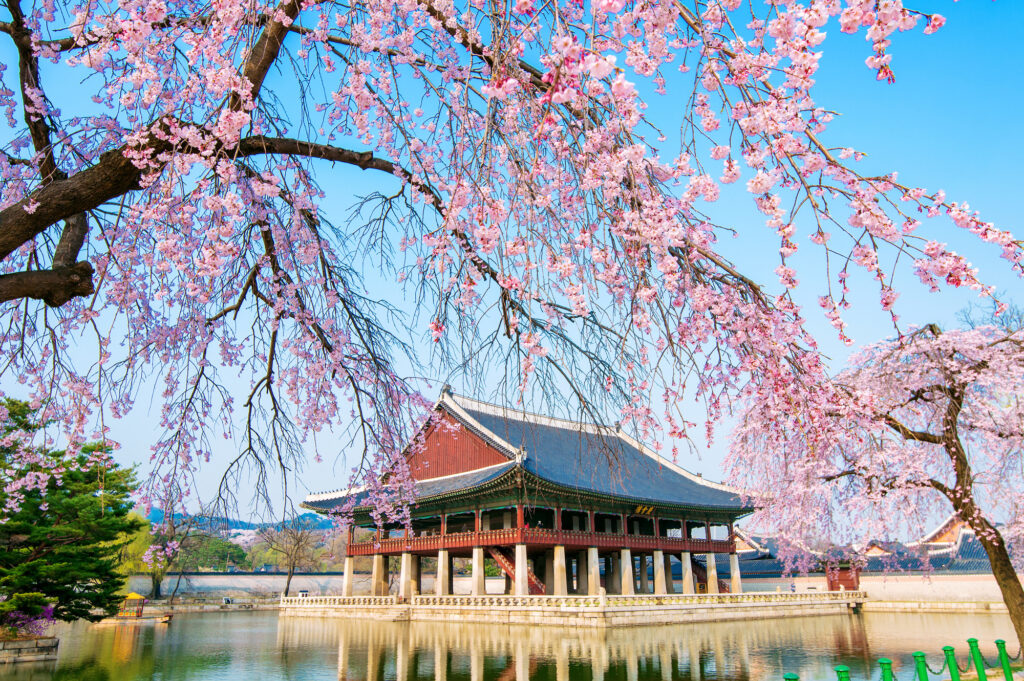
[143,509,335,532]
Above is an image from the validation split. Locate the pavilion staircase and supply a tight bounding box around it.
[487,547,545,594]
[689,554,730,593]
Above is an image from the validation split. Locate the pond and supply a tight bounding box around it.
[0,610,1016,681]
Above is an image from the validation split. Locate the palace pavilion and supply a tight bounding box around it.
[303,389,753,598]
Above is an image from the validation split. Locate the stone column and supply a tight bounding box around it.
[399,552,413,599]
[587,548,600,595]
[680,552,695,594]
[653,549,667,595]
[639,553,649,593]
[706,553,719,594]
[435,549,451,596]
[471,547,486,595]
[608,554,620,594]
[411,555,421,595]
[514,544,529,595]
[577,550,589,594]
[542,550,554,592]
[663,553,675,594]
[371,553,387,596]
[730,553,743,594]
[342,555,354,596]
[619,548,635,595]
[553,545,568,596]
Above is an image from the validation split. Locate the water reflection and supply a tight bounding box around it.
[279,612,1012,681]
[0,611,1013,681]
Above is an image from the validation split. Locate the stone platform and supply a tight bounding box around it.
[280,591,866,627]
[0,636,59,663]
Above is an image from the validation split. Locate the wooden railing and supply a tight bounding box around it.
[346,528,733,556]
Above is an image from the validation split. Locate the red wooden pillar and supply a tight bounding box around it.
[588,510,595,534]
[728,521,735,552]
[654,517,660,538]
[474,509,481,533]
[621,513,627,536]
[516,504,525,543]
[441,513,447,536]
[704,520,712,546]
[555,507,562,531]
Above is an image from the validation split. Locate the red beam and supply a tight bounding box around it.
[346,528,735,556]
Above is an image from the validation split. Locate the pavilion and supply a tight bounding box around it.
[303,389,753,599]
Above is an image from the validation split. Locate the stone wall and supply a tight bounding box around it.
[0,637,58,664]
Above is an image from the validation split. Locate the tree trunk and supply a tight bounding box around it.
[150,572,162,600]
[973,526,1024,647]
[284,565,294,597]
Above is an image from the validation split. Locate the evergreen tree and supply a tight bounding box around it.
[0,400,141,629]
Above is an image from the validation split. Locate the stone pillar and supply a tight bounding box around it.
[515,544,529,595]
[542,550,554,592]
[706,553,719,594]
[471,547,486,595]
[400,552,413,599]
[553,545,568,596]
[639,553,649,593]
[435,549,451,596]
[342,555,354,596]
[680,552,695,594]
[663,553,675,594]
[587,548,600,595]
[730,553,743,594]
[577,550,589,594]
[371,553,387,596]
[411,555,421,595]
[653,550,667,595]
[608,554,620,594]
[619,548,635,595]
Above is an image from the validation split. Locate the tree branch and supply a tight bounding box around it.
[0,261,94,307]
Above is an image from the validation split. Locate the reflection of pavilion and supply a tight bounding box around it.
[305,390,751,599]
[273,615,874,681]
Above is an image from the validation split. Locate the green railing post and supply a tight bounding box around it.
[879,658,895,681]
[913,652,930,681]
[835,665,851,681]
[968,639,989,681]
[783,674,800,681]
[995,640,1013,681]
[943,646,962,681]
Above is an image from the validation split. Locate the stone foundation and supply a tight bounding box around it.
[280,591,865,627]
[0,636,58,663]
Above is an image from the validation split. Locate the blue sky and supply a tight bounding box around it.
[3,2,1022,516]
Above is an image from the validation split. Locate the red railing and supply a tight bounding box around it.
[346,528,733,556]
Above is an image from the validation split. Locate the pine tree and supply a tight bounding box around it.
[0,401,141,630]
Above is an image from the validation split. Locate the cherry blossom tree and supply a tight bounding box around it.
[730,324,1024,644]
[0,0,1021,522]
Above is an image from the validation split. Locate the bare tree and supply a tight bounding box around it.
[258,520,319,597]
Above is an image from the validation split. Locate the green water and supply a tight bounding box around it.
[0,611,1015,681]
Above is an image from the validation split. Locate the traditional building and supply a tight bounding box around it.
[303,390,752,598]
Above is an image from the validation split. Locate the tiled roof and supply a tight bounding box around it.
[453,397,748,511]
[303,461,516,512]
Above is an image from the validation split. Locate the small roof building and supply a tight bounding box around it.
[304,390,752,597]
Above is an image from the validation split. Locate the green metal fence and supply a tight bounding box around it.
[783,639,1023,681]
